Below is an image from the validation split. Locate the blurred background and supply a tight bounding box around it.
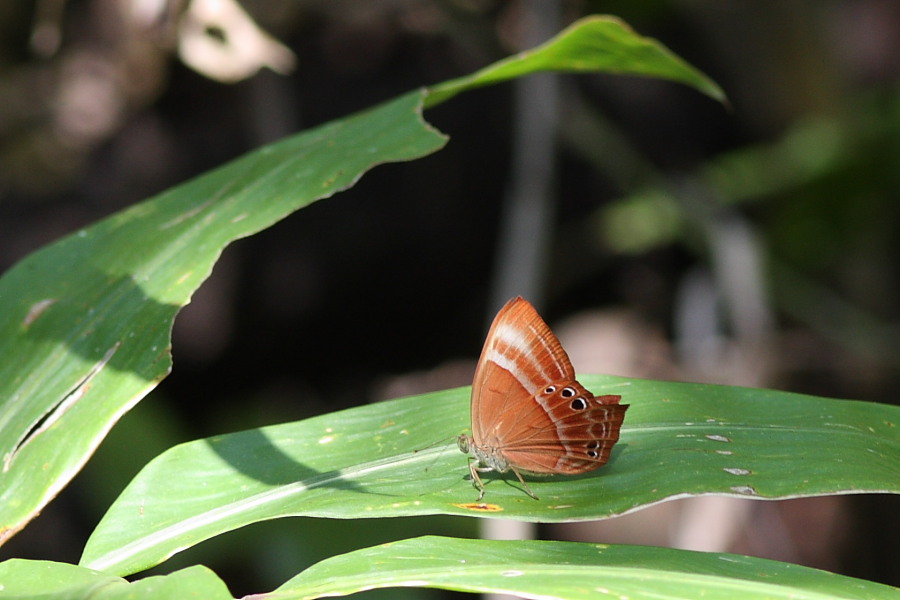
[1,0,898,597]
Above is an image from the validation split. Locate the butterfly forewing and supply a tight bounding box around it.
[471,298,573,440]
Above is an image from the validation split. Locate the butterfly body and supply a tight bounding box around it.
[460,297,628,500]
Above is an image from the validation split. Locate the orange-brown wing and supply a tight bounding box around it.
[470,297,573,443]
[501,387,628,474]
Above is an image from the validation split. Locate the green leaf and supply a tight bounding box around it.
[0,89,446,543]
[80,375,900,575]
[0,13,725,548]
[273,535,899,600]
[425,15,726,108]
[0,560,231,600]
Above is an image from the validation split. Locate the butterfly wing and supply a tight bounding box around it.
[470,297,628,475]
[470,297,572,443]
[501,387,628,474]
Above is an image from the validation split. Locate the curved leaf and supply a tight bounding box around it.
[0,89,446,544]
[81,376,900,575]
[271,535,899,600]
[425,15,726,108]
[0,560,231,600]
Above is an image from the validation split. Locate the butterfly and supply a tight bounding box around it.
[457,297,628,501]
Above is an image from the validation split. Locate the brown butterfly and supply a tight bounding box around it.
[457,297,628,501]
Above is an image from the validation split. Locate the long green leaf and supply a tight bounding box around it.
[0,90,446,543]
[80,375,900,575]
[273,535,899,600]
[0,560,231,600]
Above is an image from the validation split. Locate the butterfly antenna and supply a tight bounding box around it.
[413,437,455,473]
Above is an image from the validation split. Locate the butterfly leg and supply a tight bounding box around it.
[467,458,539,501]
[509,466,539,500]
[467,458,487,501]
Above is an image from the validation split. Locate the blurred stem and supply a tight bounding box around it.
[487,0,561,316]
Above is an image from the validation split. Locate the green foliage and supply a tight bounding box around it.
[0,560,231,600]
[0,14,895,600]
[0,89,445,545]
[77,376,899,577]
[280,536,897,600]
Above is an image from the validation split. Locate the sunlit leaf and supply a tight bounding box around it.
[426,15,726,107]
[275,535,898,600]
[0,559,231,599]
[0,90,446,543]
[81,375,900,575]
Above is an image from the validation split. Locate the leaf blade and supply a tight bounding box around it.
[278,535,899,600]
[425,15,726,108]
[0,90,446,543]
[0,559,232,600]
[81,376,900,575]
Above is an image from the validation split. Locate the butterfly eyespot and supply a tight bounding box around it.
[561,387,576,398]
[586,440,601,449]
[544,385,557,394]
[570,397,588,411]
[586,449,600,459]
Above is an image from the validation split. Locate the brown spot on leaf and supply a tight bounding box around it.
[453,502,503,512]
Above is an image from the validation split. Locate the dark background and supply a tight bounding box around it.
[1,1,898,597]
